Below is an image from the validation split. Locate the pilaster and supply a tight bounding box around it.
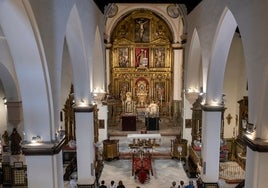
[200,104,225,187]
[73,105,96,186]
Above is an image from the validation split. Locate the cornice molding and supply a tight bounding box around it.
[201,104,225,112]
[21,136,66,156]
[241,133,268,152]
[73,105,94,113]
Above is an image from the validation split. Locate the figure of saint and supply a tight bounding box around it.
[10,128,22,155]
[2,130,9,146]
[136,49,148,67]
[155,48,165,67]
[135,18,149,42]
[147,101,159,117]
[124,92,135,113]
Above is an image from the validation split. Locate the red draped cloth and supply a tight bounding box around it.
[132,155,153,183]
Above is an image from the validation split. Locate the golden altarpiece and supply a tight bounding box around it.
[107,10,174,125]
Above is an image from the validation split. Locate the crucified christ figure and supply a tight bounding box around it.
[136,19,149,42]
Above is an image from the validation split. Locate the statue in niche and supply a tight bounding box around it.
[120,82,129,102]
[123,92,135,113]
[136,80,148,107]
[118,48,129,67]
[10,128,22,155]
[156,82,165,103]
[154,48,165,67]
[147,101,159,117]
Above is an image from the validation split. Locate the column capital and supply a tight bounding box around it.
[73,105,94,113]
[201,104,225,112]
[171,42,183,49]
[105,43,112,49]
[21,136,66,156]
[241,132,268,152]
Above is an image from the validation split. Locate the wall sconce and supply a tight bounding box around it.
[2,97,7,105]
[247,123,256,133]
[91,87,106,102]
[185,87,200,104]
[31,135,41,144]
[77,98,89,107]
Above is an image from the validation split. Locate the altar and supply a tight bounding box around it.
[127,133,161,141]
[122,113,136,131]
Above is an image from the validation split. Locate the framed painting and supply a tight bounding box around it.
[185,119,192,128]
[99,119,105,129]
[118,81,130,101]
[154,82,165,102]
[154,47,165,67]
[118,47,129,67]
[135,47,149,67]
[135,18,150,43]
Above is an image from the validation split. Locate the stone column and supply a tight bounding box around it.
[22,138,66,188]
[74,105,95,187]
[200,105,224,186]
[172,43,183,128]
[243,134,268,187]
[106,43,112,92]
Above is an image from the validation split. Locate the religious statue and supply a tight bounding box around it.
[2,130,9,146]
[155,48,165,67]
[136,48,148,67]
[136,80,148,107]
[135,18,149,42]
[10,128,22,155]
[147,101,159,117]
[123,92,135,113]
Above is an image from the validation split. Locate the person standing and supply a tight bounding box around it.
[178,180,185,188]
[170,181,177,188]
[10,128,22,155]
[109,180,116,188]
[185,180,195,188]
[99,180,107,188]
[116,180,125,188]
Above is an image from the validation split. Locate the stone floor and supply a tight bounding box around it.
[62,117,243,188]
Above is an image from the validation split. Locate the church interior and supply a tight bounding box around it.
[0,0,268,188]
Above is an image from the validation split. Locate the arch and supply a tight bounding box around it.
[66,4,90,105]
[0,0,53,140]
[185,28,202,92]
[106,4,185,43]
[92,26,105,92]
[0,63,19,100]
[206,8,237,105]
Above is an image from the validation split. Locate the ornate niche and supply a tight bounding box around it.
[109,9,173,116]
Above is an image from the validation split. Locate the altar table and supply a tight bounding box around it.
[127,133,161,141]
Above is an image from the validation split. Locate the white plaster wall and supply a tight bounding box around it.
[0,82,7,134]
[98,104,108,142]
[223,34,246,138]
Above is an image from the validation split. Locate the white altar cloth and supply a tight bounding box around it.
[127,133,161,141]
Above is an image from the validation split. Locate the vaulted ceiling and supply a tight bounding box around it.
[93,0,202,14]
